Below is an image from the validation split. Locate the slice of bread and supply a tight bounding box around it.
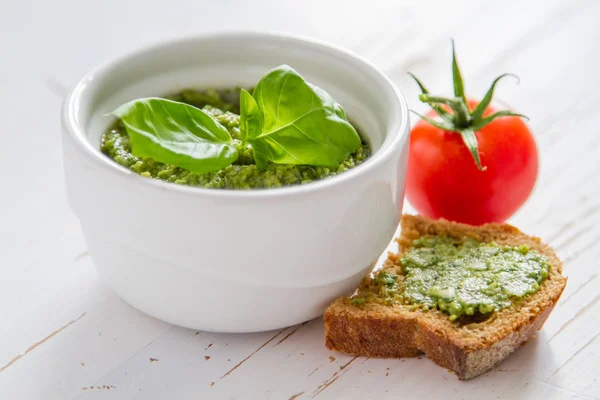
[324,214,567,380]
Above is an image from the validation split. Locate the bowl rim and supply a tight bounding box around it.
[61,31,410,198]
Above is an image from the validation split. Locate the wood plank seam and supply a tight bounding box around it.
[547,294,600,343]
[547,332,599,381]
[217,328,287,382]
[0,312,86,373]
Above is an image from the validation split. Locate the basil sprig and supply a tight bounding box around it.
[240,65,361,170]
[110,65,361,173]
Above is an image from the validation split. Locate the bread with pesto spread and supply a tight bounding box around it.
[324,214,567,380]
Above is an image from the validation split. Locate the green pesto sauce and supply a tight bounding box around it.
[353,236,550,321]
[100,88,371,189]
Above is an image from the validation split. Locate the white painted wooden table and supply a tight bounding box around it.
[1,1,599,398]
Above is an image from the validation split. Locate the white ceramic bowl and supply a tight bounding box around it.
[61,32,410,332]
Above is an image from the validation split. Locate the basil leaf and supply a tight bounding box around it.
[239,89,268,169]
[111,98,238,174]
[239,89,263,142]
[247,65,361,169]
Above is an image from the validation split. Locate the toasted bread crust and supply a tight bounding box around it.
[324,215,567,380]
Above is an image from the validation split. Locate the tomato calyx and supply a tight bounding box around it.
[408,40,528,170]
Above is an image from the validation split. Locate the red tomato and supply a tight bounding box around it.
[406,99,538,225]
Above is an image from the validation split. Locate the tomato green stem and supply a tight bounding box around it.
[418,94,471,129]
[409,40,527,171]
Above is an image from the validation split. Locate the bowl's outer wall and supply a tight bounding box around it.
[85,226,378,332]
[61,33,410,332]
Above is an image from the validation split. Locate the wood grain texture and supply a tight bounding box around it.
[0,0,598,399]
